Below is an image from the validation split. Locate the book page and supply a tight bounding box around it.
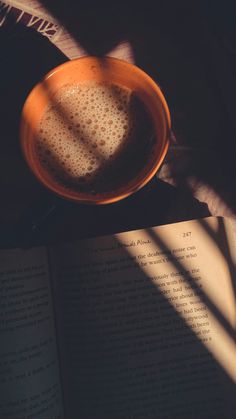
[0,247,64,419]
[50,216,236,418]
[222,217,236,267]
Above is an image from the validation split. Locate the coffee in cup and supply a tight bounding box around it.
[20,57,171,204]
[36,81,155,194]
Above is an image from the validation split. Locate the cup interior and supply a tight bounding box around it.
[20,56,171,204]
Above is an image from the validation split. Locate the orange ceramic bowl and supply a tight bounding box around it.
[20,56,171,204]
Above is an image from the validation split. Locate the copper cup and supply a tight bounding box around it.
[20,56,171,204]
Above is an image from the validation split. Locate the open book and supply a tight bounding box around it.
[1,216,236,418]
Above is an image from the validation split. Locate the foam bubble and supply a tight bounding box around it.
[37,81,154,190]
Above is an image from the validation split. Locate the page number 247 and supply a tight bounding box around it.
[183,232,191,237]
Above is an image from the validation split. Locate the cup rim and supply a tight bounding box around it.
[20,56,171,205]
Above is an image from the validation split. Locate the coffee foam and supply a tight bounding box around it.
[36,82,154,192]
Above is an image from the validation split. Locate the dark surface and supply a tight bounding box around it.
[0,4,236,419]
[0,0,235,247]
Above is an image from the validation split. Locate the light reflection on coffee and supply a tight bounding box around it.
[36,82,155,193]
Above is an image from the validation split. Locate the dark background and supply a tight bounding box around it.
[0,3,236,418]
[0,0,236,246]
